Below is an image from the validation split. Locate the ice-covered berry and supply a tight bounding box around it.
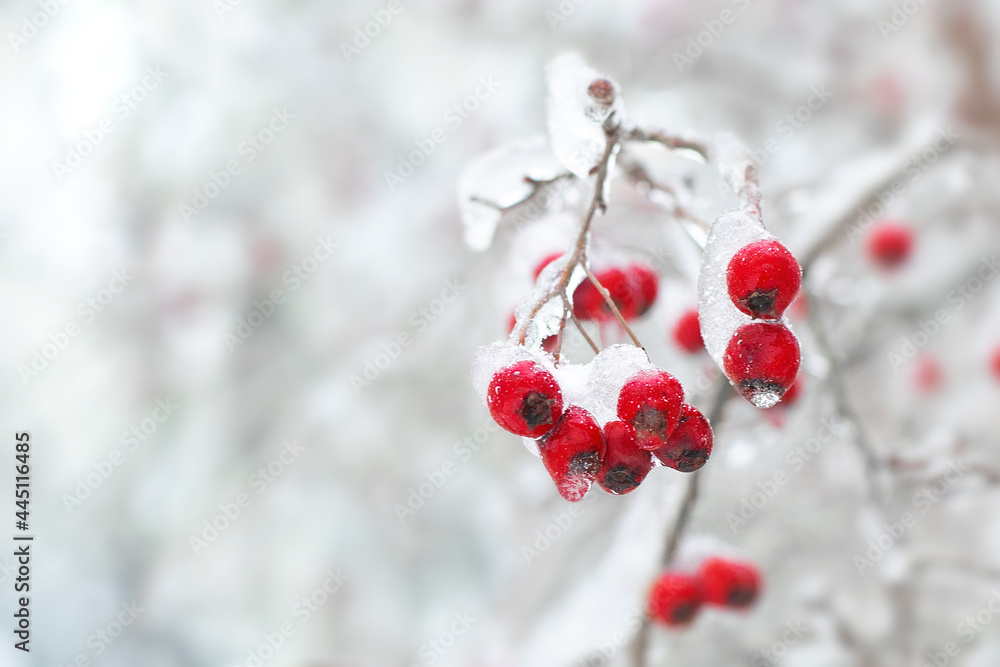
[487,360,564,437]
[672,309,703,354]
[647,571,704,627]
[867,221,914,269]
[597,420,653,495]
[723,323,801,408]
[727,239,802,319]
[617,369,684,451]
[538,406,606,502]
[628,263,659,317]
[652,404,713,472]
[698,557,761,610]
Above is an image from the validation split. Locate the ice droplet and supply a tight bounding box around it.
[745,386,782,409]
[458,135,565,252]
[546,53,626,179]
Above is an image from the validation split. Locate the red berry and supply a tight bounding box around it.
[597,421,653,495]
[572,268,640,322]
[727,239,802,319]
[991,347,1000,381]
[698,557,761,610]
[647,571,704,627]
[538,406,606,502]
[652,404,713,472]
[867,222,914,269]
[723,323,801,408]
[617,370,684,451]
[533,252,564,281]
[487,360,564,437]
[914,356,942,392]
[628,263,659,317]
[672,309,704,354]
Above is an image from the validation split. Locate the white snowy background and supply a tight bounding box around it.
[1,0,1000,666]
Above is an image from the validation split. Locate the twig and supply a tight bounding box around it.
[582,264,646,353]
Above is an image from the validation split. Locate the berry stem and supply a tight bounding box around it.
[582,264,647,354]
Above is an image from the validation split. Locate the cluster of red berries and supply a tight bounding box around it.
[573,262,659,322]
[723,239,803,407]
[647,557,761,628]
[486,360,712,501]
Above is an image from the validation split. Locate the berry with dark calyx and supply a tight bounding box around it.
[723,323,801,409]
[628,263,659,317]
[647,571,704,627]
[538,406,606,502]
[617,370,684,451]
[652,404,713,472]
[867,221,914,269]
[597,421,653,495]
[698,557,761,610]
[487,360,563,437]
[572,268,640,322]
[672,309,703,354]
[727,239,802,319]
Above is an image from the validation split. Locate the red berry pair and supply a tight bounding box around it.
[647,557,762,628]
[572,263,659,322]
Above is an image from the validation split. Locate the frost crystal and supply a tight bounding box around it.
[546,53,626,179]
[458,136,565,252]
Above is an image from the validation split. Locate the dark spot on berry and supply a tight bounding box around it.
[588,79,615,105]
[519,391,556,429]
[672,602,698,624]
[632,404,668,441]
[602,465,639,494]
[675,449,709,473]
[738,289,780,319]
[569,450,602,477]
[728,587,756,607]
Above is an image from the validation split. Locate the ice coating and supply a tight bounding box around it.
[699,210,800,408]
[458,135,565,252]
[511,253,584,351]
[553,362,592,410]
[471,341,558,407]
[545,53,626,179]
[710,132,762,218]
[580,344,657,425]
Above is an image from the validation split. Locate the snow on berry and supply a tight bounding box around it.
[866,220,914,269]
[652,404,713,472]
[487,359,564,438]
[458,135,566,252]
[538,406,606,502]
[597,420,653,495]
[578,344,656,426]
[672,309,704,354]
[723,322,801,408]
[647,571,704,627]
[546,53,625,178]
[697,557,762,610]
[617,369,685,451]
[726,239,802,319]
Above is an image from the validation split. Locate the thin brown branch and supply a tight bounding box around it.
[582,264,646,353]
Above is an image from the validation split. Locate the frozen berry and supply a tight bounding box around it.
[617,370,684,451]
[723,323,801,409]
[727,239,802,319]
[867,222,914,269]
[533,252,564,281]
[672,309,704,354]
[698,557,761,610]
[538,406,606,502]
[628,263,659,317]
[647,571,704,627]
[487,360,563,437]
[597,421,653,495]
[652,404,713,472]
[572,268,640,322]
